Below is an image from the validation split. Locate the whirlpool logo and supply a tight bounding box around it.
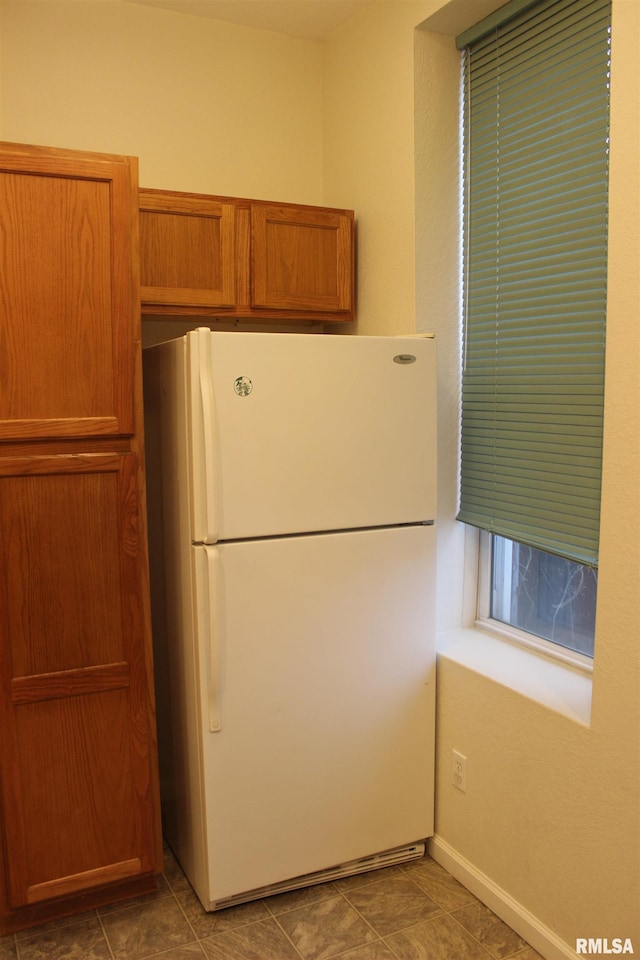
[576,939,635,954]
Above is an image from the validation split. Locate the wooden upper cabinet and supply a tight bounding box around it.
[0,144,139,441]
[139,189,355,322]
[251,203,353,314]
[139,190,237,309]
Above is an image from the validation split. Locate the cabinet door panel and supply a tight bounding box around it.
[1,457,126,677]
[0,153,137,440]
[0,454,158,908]
[12,691,141,904]
[140,191,236,308]
[251,204,354,313]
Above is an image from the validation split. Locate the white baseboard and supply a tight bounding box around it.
[428,836,578,960]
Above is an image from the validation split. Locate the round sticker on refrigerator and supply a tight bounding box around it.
[234,376,253,397]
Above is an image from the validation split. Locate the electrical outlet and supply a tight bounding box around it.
[452,750,467,792]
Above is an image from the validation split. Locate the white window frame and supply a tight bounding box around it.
[475,530,594,675]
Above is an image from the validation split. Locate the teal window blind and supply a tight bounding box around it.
[457,0,611,566]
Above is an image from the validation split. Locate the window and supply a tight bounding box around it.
[481,533,597,658]
[457,0,611,660]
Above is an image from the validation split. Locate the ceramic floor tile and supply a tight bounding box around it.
[162,848,194,896]
[264,881,340,916]
[333,864,407,892]
[452,902,529,959]
[277,894,377,960]
[4,846,539,960]
[176,887,271,940]
[384,913,493,960]
[345,874,443,936]
[15,915,111,960]
[405,858,479,911]
[144,948,207,960]
[100,896,196,960]
[335,941,400,960]
[0,939,16,960]
[199,918,302,960]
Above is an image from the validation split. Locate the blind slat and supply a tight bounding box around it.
[458,0,610,566]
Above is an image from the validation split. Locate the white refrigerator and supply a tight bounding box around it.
[143,328,437,911]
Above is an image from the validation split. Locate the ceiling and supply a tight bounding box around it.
[125,0,373,42]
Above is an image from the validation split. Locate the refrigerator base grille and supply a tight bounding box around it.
[209,841,426,911]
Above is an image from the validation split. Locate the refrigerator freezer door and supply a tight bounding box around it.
[190,524,436,908]
[188,330,437,542]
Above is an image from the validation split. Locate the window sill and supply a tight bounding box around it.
[436,625,593,727]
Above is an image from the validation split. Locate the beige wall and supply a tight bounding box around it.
[0,0,324,201]
[323,1,431,336]
[1,0,638,952]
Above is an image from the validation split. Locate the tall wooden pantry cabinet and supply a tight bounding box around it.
[0,141,162,933]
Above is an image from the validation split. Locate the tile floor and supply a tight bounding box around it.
[0,846,544,960]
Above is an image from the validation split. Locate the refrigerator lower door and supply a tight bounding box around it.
[188,524,436,909]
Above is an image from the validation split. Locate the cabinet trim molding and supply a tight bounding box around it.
[26,858,143,905]
[11,662,130,706]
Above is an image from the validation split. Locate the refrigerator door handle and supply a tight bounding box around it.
[207,547,223,732]
[192,326,218,543]
[195,546,223,732]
